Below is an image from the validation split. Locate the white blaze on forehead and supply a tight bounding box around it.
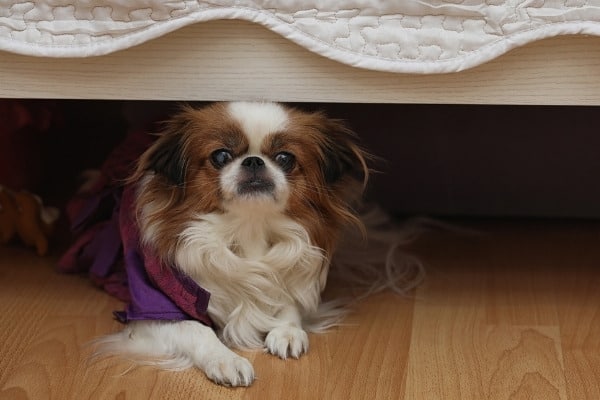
[227,102,288,153]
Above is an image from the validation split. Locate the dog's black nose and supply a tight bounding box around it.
[241,156,265,171]
[239,157,273,195]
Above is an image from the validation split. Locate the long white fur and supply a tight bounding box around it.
[94,320,255,386]
[173,210,326,349]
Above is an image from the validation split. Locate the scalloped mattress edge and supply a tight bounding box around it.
[1,7,600,74]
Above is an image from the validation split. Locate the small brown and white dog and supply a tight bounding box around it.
[97,101,377,386]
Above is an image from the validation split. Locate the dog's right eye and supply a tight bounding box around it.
[210,149,233,169]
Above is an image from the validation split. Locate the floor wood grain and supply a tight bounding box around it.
[1,220,599,399]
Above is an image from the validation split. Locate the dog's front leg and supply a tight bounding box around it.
[125,320,255,387]
[264,305,309,359]
[173,321,255,386]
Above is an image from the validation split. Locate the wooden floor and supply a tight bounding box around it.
[1,220,599,399]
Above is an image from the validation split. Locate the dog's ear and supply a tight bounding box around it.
[141,132,187,187]
[319,118,369,186]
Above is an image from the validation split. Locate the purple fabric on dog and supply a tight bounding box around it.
[59,125,212,327]
[115,185,213,327]
[58,186,131,301]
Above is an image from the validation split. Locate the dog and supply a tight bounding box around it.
[95,101,376,387]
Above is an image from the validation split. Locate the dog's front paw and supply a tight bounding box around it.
[265,326,309,359]
[203,352,255,387]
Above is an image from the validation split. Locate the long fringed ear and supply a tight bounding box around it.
[148,134,186,186]
[313,114,371,242]
[137,132,187,187]
[319,118,370,187]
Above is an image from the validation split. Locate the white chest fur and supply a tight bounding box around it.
[173,211,325,348]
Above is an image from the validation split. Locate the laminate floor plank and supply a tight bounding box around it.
[1,221,599,399]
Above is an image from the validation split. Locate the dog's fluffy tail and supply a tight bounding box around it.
[330,206,429,298]
[303,207,432,332]
[89,322,194,371]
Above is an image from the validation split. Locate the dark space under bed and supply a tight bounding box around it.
[3,100,599,221]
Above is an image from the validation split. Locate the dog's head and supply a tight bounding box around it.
[133,102,369,256]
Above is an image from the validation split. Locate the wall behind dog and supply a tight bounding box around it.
[312,103,600,219]
[3,101,599,220]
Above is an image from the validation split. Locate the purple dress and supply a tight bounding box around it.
[114,185,212,327]
[58,126,213,327]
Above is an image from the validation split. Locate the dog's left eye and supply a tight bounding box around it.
[211,149,233,169]
[274,152,296,172]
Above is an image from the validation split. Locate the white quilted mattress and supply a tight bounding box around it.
[2,1,600,74]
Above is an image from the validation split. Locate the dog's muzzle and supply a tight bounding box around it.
[238,156,275,195]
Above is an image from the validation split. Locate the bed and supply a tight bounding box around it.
[1,1,600,104]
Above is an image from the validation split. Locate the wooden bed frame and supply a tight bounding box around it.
[1,20,600,105]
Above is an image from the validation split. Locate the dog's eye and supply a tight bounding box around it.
[210,149,233,169]
[274,152,296,172]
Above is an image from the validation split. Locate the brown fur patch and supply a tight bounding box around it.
[263,108,370,258]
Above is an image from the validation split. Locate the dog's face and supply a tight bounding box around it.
[210,102,299,213]
[133,102,368,257]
